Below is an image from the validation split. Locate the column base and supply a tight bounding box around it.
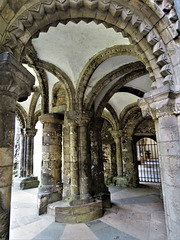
[113,176,128,187]
[47,200,103,223]
[69,197,94,206]
[13,176,39,190]
[38,185,62,215]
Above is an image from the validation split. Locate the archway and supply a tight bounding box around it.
[0,1,180,239]
[136,137,160,183]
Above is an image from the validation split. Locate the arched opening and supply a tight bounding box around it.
[136,137,160,183]
[1,1,180,239]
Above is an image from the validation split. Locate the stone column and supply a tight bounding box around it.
[0,52,34,239]
[66,111,93,205]
[110,130,123,177]
[70,121,79,200]
[65,111,80,202]
[19,128,39,190]
[121,134,138,187]
[139,90,180,240]
[38,113,63,214]
[78,115,92,201]
[90,117,111,208]
[25,128,37,177]
[19,128,26,177]
[62,117,71,200]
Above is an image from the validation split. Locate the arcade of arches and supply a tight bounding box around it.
[0,0,180,239]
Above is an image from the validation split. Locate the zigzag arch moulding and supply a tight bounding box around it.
[1,0,178,87]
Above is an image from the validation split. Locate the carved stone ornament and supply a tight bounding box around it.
[138,86,180,119]
[0,52,35,101]
[66,111,92,126]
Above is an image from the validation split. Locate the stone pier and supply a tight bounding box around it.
[47,112,105,223]
[0,52,34,239]
[90,117,111,208]
[139,89,180,240]
[38,113,64,214]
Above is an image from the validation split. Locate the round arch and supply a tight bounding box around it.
[95,68,147,117]
[1,0,177,90]
[15,103,27,129]
[84,60,145,111]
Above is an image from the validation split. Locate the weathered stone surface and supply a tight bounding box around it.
[139,90,180,240]
[20,177,39,190]
[1,4,15,23]
[38,113,64,214]
[54,200,103,223]
[0,52,34,239]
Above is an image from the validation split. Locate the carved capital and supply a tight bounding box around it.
[110,130,122,140]
[66,111,92,126]
[39,113,64,124]
[0,52,35,101]
[138,86,180,119]
[24,128,37,137]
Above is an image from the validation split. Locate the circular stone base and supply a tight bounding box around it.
[48,200,103,223]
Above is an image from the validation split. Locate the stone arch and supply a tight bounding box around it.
[102,108,117,131]
[117,86,144,98]
[77,46,147,110]
[119,102,139,126]
[33,110,42,129]
[120,103,144,187]
[27,91,41,128]
[15,103,27,129]
[95,68,147,117]
[22,44,49,114]
[36,60,75,111]
[84,60,145,111]
[32,66,49,114]
[1,0,178,91]
[105,103,119,130]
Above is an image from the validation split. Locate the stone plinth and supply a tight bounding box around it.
[20,177,39,190]
[47,200,103,223]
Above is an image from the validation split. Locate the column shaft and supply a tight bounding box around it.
[155,115,180,239]
[0,93,16,239]
[138,90,180,240]
[19,129,25,177]
[121,136,138,187]
[62,118,71,200]
[79,124,92,199]
[90,118,110,207]
[25,129,37,177]
[38,113,63,214]
[111,131,123,178]
[70,122,79,199]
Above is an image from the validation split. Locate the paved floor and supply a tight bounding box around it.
[10,183,167,240]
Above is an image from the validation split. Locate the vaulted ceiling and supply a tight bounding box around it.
[21,20,151,123]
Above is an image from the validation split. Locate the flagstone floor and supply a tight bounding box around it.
[10,183,167,240]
